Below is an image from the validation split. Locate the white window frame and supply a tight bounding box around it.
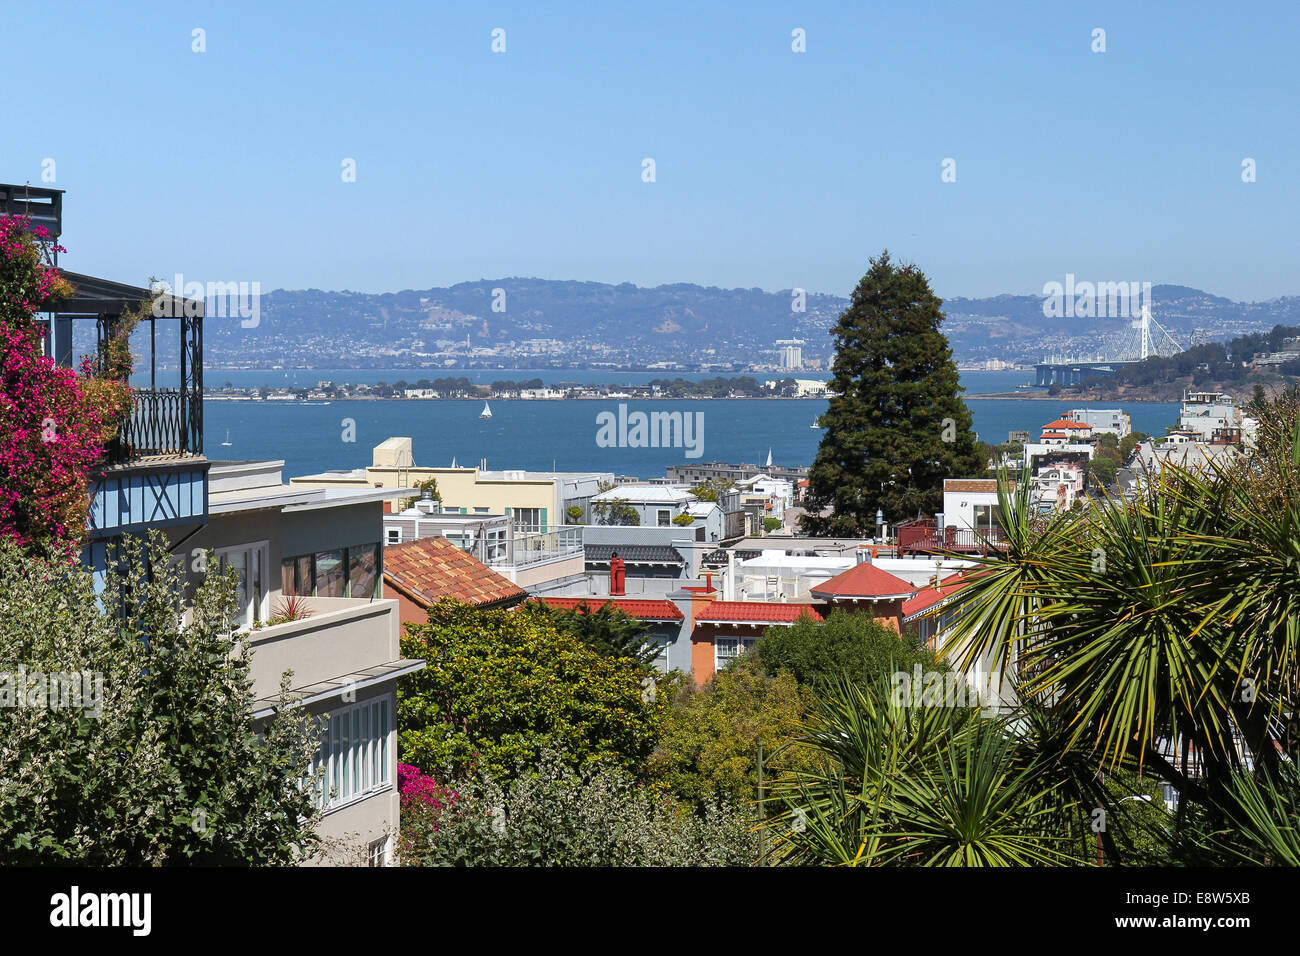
[715,636,757,671]
[513,507,543,534]
[310,695,393,813]
[657,509,671,527]
[214,540,270,629]
[386,528,402,545]
[367,835,391,867]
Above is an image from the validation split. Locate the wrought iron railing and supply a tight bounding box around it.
[105,387,203,464]
[898,522,1009,555]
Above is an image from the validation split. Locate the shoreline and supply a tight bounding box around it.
[964,392,1174,403]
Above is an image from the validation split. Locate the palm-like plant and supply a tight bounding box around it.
[764,673,1094,866]
[941,397,1300,861]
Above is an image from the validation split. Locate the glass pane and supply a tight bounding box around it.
[225,552,249,625]
[352,708,361,795]
[349,545,378,600]
[281,559,295,596]
[380,701,389,782]
[251,549,263,621]
[296,555,313,596]
[316,550,344,597]
[340,710,351,801]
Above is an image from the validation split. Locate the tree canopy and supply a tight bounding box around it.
[0,533,321,864]
[398,600,664,782]
[801,251,981,534]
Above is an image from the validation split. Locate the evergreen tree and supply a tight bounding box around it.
[801,252,980,535]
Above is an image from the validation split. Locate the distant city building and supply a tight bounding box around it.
[665,460,810,489]
[775,339,804,370]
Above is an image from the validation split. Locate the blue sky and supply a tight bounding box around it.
[4,1,1298,301]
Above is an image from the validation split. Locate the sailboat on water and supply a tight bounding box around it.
[764,448,773,468]
[479,402,493,419]
[221,429,233,447]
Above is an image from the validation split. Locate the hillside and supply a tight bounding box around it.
[196,278,1300,370]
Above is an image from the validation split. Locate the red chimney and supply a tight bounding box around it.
[609,552,626,596]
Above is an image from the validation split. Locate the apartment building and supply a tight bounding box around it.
[177,460,425,865]
[291,437,612,528]
[37,184,422,865]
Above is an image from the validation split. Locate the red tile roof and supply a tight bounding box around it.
[529,597,683,621]
[383,537,526,609]
[901,571,976,619]
[809,562,915,600]
[695,601,825,624]
[1044,419,1092,429]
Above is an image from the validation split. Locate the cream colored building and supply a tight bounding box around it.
[291,437,612,530]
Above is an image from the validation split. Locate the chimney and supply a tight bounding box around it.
[856,548,871,565]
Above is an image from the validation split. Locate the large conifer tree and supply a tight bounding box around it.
[801,251,981,535]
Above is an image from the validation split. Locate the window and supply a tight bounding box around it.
[309,696,392,811]
[282,544,381,598]
[315,549,345,597]
[215,542,268,628]
[367,836,390,867]
[657,509,670,527]
[349,544,379,599]
[386,528,402,545]
[715,637,757,671]
[485,529,507,563]
[651,638,671,673]
[514,507,542,533]
[473,507,490,515]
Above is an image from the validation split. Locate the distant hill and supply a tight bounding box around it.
[197,278,1300,370]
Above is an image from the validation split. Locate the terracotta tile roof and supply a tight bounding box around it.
[943,479,999,493]
[530,597,683,621]
[809,562,915,600]
[383,536,526,609]
[1043,419,1091,429]
[695,601,825,624]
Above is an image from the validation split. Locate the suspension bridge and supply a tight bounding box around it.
[1034,307,1184,387]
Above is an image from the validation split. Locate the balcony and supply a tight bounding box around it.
[897,520,1009,556]
[244,595,408,708]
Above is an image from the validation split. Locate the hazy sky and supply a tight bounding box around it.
[5,1,1297,301]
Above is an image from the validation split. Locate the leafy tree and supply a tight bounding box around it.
[689,477,733,502]
[1118,430,1148,462]
[593,497,640,526]
[400,753,762,866]
[648,655,812,807]
[523,599,658,668]
[801,251,981,534]
[0,533,322,864]
[1088,455,1118,488]
[757,608,937,690]
[565,504,584,524]
[762,516,783,533]
[398,600,663,782]
[400,476,442,512]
